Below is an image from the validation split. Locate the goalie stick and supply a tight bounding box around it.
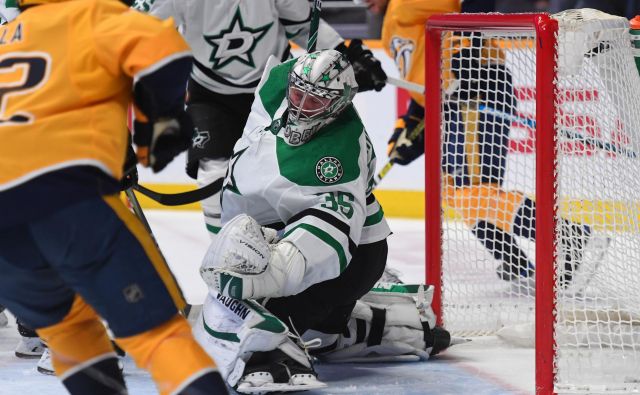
[307,0,322,52]
[132,177,224,206]
[121,158,224,206]
[386,76,638,159]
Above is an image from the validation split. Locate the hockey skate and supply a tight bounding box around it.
[15,336,45,359]
[15,320,45,359]
[37,347,54,375]
[235,346,326,394]
[496,260,536,295]
[37,345,126,376]
[559,221,610,296]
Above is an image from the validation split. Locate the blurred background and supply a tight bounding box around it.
[322,0,639,39]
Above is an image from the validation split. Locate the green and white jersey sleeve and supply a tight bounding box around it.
[0,0,19,24]
[221,58,390,288]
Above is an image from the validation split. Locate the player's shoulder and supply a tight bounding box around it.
[275,106,365,187]
[256,58,297,120]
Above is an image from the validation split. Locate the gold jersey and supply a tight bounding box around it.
[381,0,460,106]
[0,0,190,190]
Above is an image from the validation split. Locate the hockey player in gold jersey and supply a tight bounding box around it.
[0,0,228,394]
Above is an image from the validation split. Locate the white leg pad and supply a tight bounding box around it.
[304,283,449,363]
[193,291,289,387]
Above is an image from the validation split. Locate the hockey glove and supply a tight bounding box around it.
[339,39,387,92]
[200,214,306,300]
[387,100,425,165]
[133,111,194,173]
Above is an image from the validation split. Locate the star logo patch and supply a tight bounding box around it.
[204,7,273,70]
[316,157,343,184]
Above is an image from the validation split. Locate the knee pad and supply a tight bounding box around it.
[306,283,451,363]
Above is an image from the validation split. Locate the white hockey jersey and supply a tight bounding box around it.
[221,58,390,289]
[133,0,343,94]
[0,1,19,24]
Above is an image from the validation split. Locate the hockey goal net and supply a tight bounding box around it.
[425,10,640,394]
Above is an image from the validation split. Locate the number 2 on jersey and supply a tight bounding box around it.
[0,52,50,126]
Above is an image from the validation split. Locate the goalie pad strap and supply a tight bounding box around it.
[356,319,367,344]
[367,307,386,347]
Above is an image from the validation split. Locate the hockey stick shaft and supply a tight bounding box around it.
[307,0,322,52]
[125,188,157,243]
[387,76,425,94]
[477,104,638,159]
[386,77,637,158]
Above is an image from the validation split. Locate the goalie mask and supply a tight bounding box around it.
[284,49,358,146]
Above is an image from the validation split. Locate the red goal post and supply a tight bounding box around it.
[424,13,558,394]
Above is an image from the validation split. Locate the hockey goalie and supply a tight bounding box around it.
[192,50,453,393]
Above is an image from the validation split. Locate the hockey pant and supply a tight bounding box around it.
[0,195,225,395]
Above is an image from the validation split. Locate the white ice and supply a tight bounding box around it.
[0,211,535,395]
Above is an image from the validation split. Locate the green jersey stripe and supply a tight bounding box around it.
[284,223,348,272]
[206,224,221,234]
[364,206,385,227]
[287,208,356,256]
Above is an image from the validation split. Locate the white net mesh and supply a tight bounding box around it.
[433,9,640,392]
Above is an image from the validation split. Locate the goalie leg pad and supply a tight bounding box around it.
[306,283,452,363]
[193,291,325,392]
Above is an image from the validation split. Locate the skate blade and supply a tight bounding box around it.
[14,352,43,359]
[236,376,327,394]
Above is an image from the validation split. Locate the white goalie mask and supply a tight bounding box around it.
[284,49,358,146]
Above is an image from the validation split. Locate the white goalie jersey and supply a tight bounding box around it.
[133,0,343,94]
[221,58,391,286]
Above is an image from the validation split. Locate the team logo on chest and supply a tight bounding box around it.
[204,7,273,70]
[316,157,343,184]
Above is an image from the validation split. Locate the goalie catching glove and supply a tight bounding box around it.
[200,214,307,300]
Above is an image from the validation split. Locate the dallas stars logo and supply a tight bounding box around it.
[204,7,273,70]
[316,157,343,184]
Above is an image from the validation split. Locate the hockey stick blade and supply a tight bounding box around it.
[133,177,224,206]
